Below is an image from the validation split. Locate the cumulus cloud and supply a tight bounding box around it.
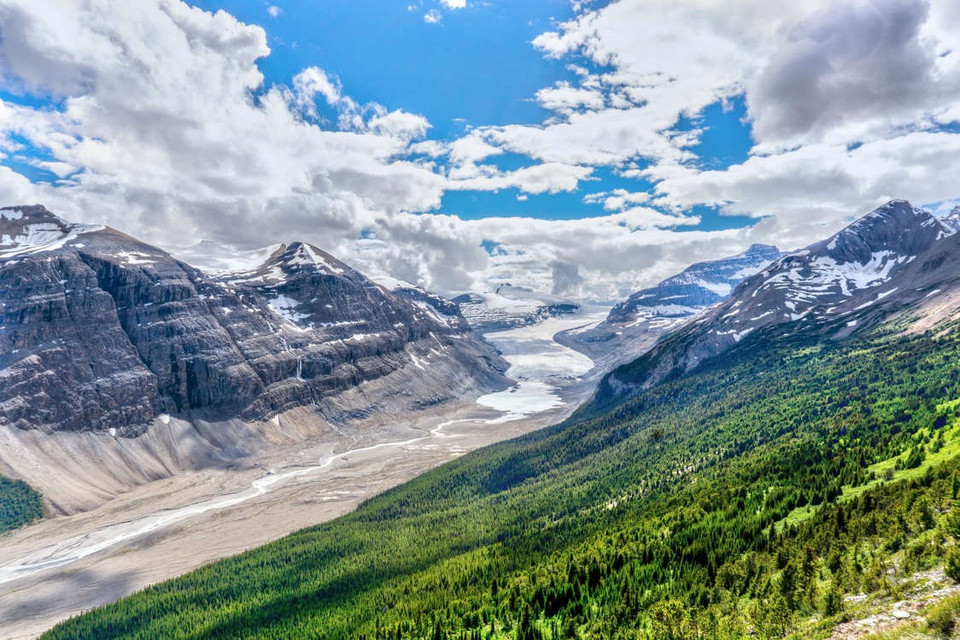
[4,0,960,304]
[536,82,605,114]
[747,0,960,150]
[0,0,443,251]
[654,130,960,249]
[292,66,342,112]
[584,189,652,211]
[446,162,593,195]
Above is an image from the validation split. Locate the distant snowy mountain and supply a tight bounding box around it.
[560,243,780,370]
[607,244,781,322]
[171,240,282,275]
[942,204,960,231]
[597,199,960,402]
[450,285,579,334]
[0,204,104,258]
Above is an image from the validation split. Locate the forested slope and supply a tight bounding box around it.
[44,314,960,639]
[0,475,42,532]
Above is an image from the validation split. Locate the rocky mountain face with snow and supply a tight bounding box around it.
[0,205,506,436]
[595,200,960,403]
[451,286,579,334]
[559,244,780,369]
[607,243,782,322]
[942,204,960,231]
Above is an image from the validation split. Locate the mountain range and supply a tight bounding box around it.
[595,199,960,404]
[0,205,507,512]
[450,286,580,334]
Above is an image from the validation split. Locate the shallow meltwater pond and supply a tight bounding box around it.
[476,314,602,420]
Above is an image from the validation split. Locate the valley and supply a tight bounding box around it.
[0,312,604,640]
[4,2,960,638]
[37,201,960,640]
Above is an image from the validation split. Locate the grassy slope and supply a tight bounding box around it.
[44,323,960,639]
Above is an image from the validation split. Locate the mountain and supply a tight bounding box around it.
[0,205,506,509]
[450,285,579,333]
[171,239,282,275]
[943,204,960,231]
[49,199,960,640]
[608,243,782,323]
[0,206,505,434]
[559,243,781,370]
[596,199,959,403]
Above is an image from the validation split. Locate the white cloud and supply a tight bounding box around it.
[366,109,431,141]
[653,130,960,249]
[439,0,466,8]
[0,0,444,251]
[584,189,652,211]
[448,133,502,165]
[353,208,740,301]
[535,81,604,114]
[747,0,960,151]
[446,162,593,195]
[292,66,342,112]
[5,0,960,304]
[267,5,281,18]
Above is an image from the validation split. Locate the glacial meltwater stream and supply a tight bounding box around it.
[0,312,604,589]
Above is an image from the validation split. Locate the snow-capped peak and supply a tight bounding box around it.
[221,241,350,286]
[823,200,952,256]
[278,242,344,274]
[605,243,781,324]
[0,205,103,259]
[599,199,960,398]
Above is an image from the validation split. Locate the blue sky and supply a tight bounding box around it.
[4,0,960,299]
[188,0,755,229]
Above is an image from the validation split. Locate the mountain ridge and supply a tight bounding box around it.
[558,240,782,372]
[0,204,507,436]
[594,199,960,405]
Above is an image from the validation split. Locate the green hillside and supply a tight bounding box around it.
[45,321,960,639]
[0,475,41,533]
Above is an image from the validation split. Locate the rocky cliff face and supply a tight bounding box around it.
[595,200,960,404]
[0,205,506,436]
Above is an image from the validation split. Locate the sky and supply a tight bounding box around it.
[2,0,960,301]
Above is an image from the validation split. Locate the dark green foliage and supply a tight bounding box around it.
[43,325,960,639]
[0,475,42,532]
[946,549,960,583]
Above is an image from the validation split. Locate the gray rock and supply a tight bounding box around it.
[0,205,507,435]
